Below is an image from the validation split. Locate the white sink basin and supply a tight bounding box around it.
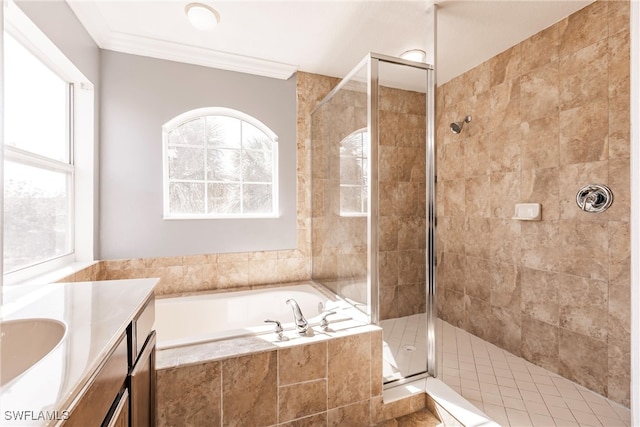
[1,318,66,386]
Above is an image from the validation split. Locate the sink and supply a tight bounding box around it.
[0,318,66,386]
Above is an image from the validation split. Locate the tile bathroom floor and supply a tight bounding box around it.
[381,316,631,426]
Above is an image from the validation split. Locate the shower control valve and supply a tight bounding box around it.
[320,311,337,331]
[576,184,613,213]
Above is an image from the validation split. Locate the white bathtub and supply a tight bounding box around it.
[154,282,362,350]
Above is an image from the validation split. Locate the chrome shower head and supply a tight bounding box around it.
[450,115,472,134]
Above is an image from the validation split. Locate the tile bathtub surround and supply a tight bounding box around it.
[55,261,106,283]
[436,0,631,406]
[156,329,430,426]
[99,252,312,295]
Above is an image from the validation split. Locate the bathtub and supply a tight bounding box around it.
[154,281,365,350]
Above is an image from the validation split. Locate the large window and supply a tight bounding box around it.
[3,1,95,284]
[163,108,278,218]
[4,33,73,274]
[340,129,369,215]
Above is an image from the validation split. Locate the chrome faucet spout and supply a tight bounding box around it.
[286,299,309,335]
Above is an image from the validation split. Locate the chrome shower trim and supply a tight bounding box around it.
[370,52,434,71]
[383,372,431,390]
[368,56,380,325]
[311,53,434,116]
[426,61,438,379]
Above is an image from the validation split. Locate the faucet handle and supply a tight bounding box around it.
[264,319,283,333]
[320,311,337,331]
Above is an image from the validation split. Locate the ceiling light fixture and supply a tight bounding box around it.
[400,49,427,63]
[185,3,220,31]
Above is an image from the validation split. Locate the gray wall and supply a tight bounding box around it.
[100,51,297,259]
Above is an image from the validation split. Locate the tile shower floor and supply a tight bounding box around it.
[381,314,429,382]
[381,315,632,426]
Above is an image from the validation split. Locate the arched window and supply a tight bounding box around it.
[163,107,278,218]
[339,129,369,215]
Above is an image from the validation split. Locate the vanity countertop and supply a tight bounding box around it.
[0,278,158,426]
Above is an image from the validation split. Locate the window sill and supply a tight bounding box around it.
[3,260,100,288]
[339,213,368,218]
[163,214,281,220]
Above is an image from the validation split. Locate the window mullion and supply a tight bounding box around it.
[5,145,74,172]
[239,123,244,214]
[68,168,76,255]
[68,83,75,165]
[203,120,208,215]
[68,83,76,255]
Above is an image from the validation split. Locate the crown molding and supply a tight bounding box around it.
[66,1,297,80]
[103,32,297,80]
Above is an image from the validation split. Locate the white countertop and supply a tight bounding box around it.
[0,278,158,426]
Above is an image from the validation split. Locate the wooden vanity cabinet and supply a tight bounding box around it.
[63,295,156,427]
[127,295,156,427]
[129,331,156,426]
[105,389,129,427]
[64,335,128,427]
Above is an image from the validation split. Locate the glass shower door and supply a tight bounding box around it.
[310,59,371,318]
[376,59,431,385]
[311,54,435,388]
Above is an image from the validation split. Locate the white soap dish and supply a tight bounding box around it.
[512,203,541,221]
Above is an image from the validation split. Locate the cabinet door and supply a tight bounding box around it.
[65,336,128,426]
[130,331,156,427]
[105,389,129,427]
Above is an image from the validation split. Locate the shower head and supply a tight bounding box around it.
[450,115,472,134]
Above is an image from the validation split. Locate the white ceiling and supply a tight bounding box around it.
[67,0,593,85]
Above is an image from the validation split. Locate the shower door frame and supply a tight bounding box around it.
[368,54,437,388]
[310,52,437,386]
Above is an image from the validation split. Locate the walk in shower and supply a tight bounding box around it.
[310,53,436,387]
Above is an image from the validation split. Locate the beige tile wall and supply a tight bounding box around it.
[156,329,425,426]
[436,0,631,406]
[378,86,427,320]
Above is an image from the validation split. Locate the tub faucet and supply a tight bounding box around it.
[286,299,308,335]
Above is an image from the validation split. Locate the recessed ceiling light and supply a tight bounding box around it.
[400,49,427,63]
[185,3,220,31]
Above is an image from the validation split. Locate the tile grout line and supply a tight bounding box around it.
[384,317,631,426]
[438,319,631,427]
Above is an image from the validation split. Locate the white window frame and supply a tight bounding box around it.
[339,128,368,217]
[3,0,95,285]
[162,107,279,219]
